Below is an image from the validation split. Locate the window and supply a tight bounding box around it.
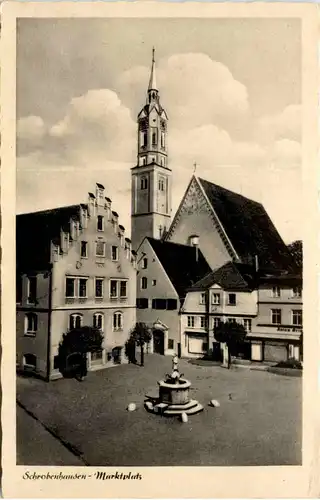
[27,276,37,304]
[69,314,83,330]
[80,241,88,258]
[141,258,148,269]
[143,131,147,147]
[272,286,281,298]
[140,177,148,190]
[65,277,75,298]
[168,339,174,350]
[136,298,149,309]
[200,316,207,328]
[212,293,220,305]
[271,309,282,325]
[95,278,104,298]
[161,132,165,148]
[227,317,237,323]
[202,342,208,352]
[228,293,236,306]
[142,157,147,165]
[16,275,22,303]
[152,298,167,310]
[158,178,165,191]
[292,310,302,326]
[113,312,123,331]
[95,241,106,257]
[200,293,206,305]
[97,215,104,231]
[23,354,37,370]
[93,312,104,331]
[243,318,252,332]
[141,277,148,289]
[152,279,157,286]
[292,286,302,298]
[120,281,127,298]
[167,299,177,310]
[213,317,221,330]
[79,278,88,298]
[152,131,157,146]
[187,316,195,328]
[111,246,119,261]
[110,280,118,298]
[25,313,38,336]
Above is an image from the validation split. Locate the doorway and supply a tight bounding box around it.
[153,329,165,355]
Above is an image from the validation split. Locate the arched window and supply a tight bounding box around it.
[158,177,165,191]
[161,132,165,148]
[69,313,83,330]
[113,311,123,331]
[23,354,37,370]
[152,131,157,146]
[93,313,104,331]
[24,313,38,336]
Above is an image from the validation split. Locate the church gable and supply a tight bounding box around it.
[165,177,237,270]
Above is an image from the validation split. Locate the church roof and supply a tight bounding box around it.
[188,261,256,292]
[146,237,211,299]
[197,177,296,272]
[17,204,82,272]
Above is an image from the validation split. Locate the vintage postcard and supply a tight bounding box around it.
[1,1,319,498]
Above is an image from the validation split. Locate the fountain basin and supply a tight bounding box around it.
[158,379,191,405]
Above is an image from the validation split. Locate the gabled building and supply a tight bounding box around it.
[136,237,211,356]
[250,271,303,362]
[16,183,137,380]
[181,261,258,359]
[165,175,296,274]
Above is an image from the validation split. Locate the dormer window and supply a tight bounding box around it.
[97,215,104,231]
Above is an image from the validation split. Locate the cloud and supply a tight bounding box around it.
[16,55,302,243]
[258,104,301,143]
[49,89,136,163]
[117,53,249,131]
[170,124,266,168]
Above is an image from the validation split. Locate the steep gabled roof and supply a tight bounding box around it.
[197,177,295,272]
[16,205,82,272]
[147,237,211,299]
[189,261,256,292]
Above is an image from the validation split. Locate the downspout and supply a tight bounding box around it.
[46,265,53,382]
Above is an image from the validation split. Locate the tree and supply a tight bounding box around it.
[287,240,303,269]
[214,321,247,368]
[57,326,104,380]
[128,322,152,367]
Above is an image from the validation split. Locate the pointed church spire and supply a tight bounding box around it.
[148,47,157,92]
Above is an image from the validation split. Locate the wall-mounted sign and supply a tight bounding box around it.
[277,326,302,333]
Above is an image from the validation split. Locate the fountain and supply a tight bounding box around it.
[144,354,204,416]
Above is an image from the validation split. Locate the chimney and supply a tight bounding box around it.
[189,234,200,262]
[96,183,105,207]
[104,197,112,220]
[118,225,125,247]
[112,211,119,233]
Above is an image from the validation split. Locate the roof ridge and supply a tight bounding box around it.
[17,204,82,217]
[197,176,263,207]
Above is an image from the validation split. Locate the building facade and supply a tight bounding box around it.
[181,262,258,359]
[250,274,303,362]
[16,184,137,380]
[136,237,210,356]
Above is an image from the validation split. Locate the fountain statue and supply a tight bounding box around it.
[144,354,204,416]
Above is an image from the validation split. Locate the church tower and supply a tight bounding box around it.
[131,49,171,251]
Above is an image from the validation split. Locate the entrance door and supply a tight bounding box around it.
[153,329,165,355]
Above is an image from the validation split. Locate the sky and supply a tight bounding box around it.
[16,18,302,243]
